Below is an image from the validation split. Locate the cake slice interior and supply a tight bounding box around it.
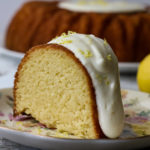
[14,44,102,139]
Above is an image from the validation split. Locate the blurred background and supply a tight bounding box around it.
[1,0,150,43]
[0,0,150,149]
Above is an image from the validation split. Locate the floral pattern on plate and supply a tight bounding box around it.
[0,88,150,139]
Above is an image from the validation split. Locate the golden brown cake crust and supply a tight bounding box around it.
[5,1,150,62]
[14,43,105,139]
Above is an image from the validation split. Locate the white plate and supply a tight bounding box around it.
[0,88,150,150]
[0,47,24,59]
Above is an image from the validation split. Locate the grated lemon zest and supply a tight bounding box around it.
[68,31,76,35]
[58,40,72,44]
[78,49,93,58]
[104,38,108,46]
[107,54,112,61]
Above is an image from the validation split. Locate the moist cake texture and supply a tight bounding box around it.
[14,32,124,139]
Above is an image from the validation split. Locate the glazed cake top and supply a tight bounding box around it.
[49,32,124,138]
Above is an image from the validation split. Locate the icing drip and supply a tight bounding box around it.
[49,32,124,138]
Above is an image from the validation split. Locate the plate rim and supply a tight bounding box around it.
[0,124,150,141]
[0,125,150,150]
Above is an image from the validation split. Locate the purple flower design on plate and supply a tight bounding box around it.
[124,98,138,108]
[0,111,4,117]
[8,113,32,121]
[124,104,134,108]
[125,116,148,124]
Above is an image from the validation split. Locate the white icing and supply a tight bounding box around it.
[59,0,146,13]
[48,32,124,138]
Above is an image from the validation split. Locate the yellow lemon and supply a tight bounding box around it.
[137,54,150,93]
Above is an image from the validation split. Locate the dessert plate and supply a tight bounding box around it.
[0,47,24,59]
[0,88,150,150]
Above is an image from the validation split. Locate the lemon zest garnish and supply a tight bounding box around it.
[96,74,102,83]
[58,40,72,44]
[61,32,68,38]
[52,36,58,41]
[85,50,93,58]
[107,54,112,61]
[106,80,110,85]
[78,49,93,58]
[52,31,76,41]
[104,38,108,46]
[61,32,67,36]
[78,49,85,55]
[96,74,110,85]
[86,35,93,44]
[103,76,110,85]
[68,31,76,35]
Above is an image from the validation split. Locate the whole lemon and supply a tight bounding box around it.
[137,54,150,93]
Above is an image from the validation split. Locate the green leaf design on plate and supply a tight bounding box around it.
[138,111,150,117]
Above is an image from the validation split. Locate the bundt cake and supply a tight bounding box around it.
[5,0,150,62]
[14,32,124,139]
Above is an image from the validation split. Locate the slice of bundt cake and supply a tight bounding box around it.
[14,32,124,139]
